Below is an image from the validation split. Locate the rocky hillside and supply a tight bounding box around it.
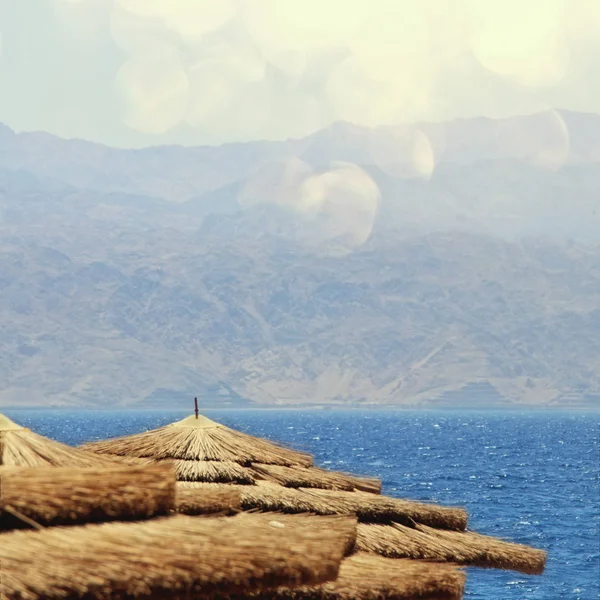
[1,111,599,407]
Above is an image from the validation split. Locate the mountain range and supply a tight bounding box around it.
[1,109,599,408]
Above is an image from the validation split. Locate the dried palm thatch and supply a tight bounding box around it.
[0,463,175,531]
[0,513,357,600]
[81,412,545,582]
[0,413,129,468]
[237,553,466,600]
[176,483,544,577]
[298,488,467,530]
[80,413,385,494]
[178,481,332,514]
[169,459,256,484]
[176,485,241,516]
[251,463,382,494]
[356,522,547,575]
[81,414,313,467]
[178,482,466,531]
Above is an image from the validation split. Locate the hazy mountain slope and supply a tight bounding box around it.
[1,112,600,407]
[1,216,598,406]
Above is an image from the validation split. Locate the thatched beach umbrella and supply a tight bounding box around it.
[0,463,176,531]
[82,411,546,580]
[82,413,381,493]
[0,413,132,468]
[0,511,357,600]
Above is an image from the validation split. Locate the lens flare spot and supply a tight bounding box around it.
[54,0,109,42]
[116,0,234,43]
[110,3,163,54]
[115,45,189,134]
[185,46,271,139]
[238,158,313,210]
[467,0,569,87]
[368,126,435,179]
[241,0,367,48]
[298,163,381,251]
[240,0,366,81]
[496,109,570,170]
[326,56,402,128]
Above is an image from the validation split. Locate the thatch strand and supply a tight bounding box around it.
[356,522,547,575]
[0,463,175,531]
[81,415,313,467]
[177,481,334,513]
[251,463,382,494]
[176,485,242,516]
[0,513,356,600]
[301,489,467,530]
[343,475,382,495]
[179,483,466,531]
[237,553,466,600]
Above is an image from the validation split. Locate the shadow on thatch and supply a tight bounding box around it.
[0,512,356,600]
[169,458,256,484]
[0,463,175,531]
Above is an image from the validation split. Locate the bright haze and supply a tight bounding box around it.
[1,0,600,145]
[0,0,599,409]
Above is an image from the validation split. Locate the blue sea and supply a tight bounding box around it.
[5,408,599,599]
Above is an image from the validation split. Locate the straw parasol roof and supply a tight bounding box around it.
[82,411,546,583]
[81,413,381,492]
[0,413,138,468]
[0,511,357,600]
[81,414,314,465]
[0,463,175,531]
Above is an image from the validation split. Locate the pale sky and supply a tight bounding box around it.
[1,0,599,147]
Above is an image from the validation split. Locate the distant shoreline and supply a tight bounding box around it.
[3,404,599,412]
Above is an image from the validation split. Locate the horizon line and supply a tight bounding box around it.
[2,106,599,153]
